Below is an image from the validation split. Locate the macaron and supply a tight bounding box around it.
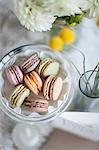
[23,97,49,112]
[5,65,23,86]
[43,75,63,101]
[24,71,43,95]
[9,84,30,108]
[36,58,60,78]
[20,53,40,74]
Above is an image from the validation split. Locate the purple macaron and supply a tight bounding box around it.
[5,65,23,86]
[20,53,40,74]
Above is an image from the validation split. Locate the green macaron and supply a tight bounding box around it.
[9,84,30,108]
[36,58,60,78]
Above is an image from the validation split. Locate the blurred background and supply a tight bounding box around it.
[0,1,99,150]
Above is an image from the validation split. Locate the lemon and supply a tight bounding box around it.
[60,27,75,45]
[49,36,63,52]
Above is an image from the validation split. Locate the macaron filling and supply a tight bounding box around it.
[22,57,40,72]
[23,98,49,112]
[21,53,38,68]
[13,87,26,106]
[6,65,23,85]
[10,85,30,107]
[48,77,56,100]
[11,66,20,83]
[37,58,53,75]
[21,53,40,73]
[9,67,19,84]
[11,85,24,102]
[51,77,63,101]
[43,76,63,101]
[43,75,55,99]
[49,77,57,100]
[24,74,39,95]
[29,72,42,91]
[41,60,54,77]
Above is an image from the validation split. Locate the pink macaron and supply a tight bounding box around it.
[5,65,23,86]
[20,53,40,74]
[23,97,49,112]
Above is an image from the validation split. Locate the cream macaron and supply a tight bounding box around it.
[43,75,63,101]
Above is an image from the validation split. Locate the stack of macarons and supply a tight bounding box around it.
[5,52,63,113]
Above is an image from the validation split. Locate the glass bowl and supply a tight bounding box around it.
[0,44,74,124]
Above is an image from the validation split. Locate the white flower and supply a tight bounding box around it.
[42,0,83,17]
[84,0,99,18]
[13,0,98,32]
[13,0,56,32]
